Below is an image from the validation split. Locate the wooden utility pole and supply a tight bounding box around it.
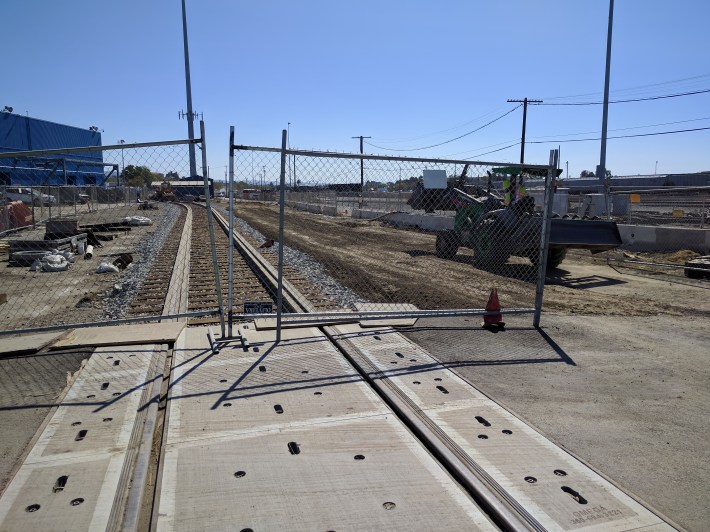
[507,98,542,164]
[351,135,371,191]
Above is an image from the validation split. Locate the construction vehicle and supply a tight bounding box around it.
[433,167,622,270]
[150,181,176,202]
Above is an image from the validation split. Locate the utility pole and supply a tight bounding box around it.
[597,0,614,194]
[507,98,542,164]
[181,0,197,177]
[351,135,371,193]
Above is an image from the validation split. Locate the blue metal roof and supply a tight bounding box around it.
[0,113,104,186]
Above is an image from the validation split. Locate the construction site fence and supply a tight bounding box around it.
[601,186,710,279]
[0,131,224,335]
[229,134,560,333]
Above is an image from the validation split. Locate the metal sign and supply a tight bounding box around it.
[243,302,273,314]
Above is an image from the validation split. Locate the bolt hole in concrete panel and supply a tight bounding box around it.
[409,359,417,362]
[86,394,95,399]
[314,392,322,396]
[274,404,284,414]
[288,442,301,455]
[240,528,253,532]
[252,347,259,353]
[354,455,365,460]
[70,498,84,506]
[395,352,404,358]
[113,360,120,366]
[478,434,489,440]
[475,416,491,427]
[75,430,88,441]
[101,382,109,390]
[223,403,232,408]
[234,471,246,478]
[374,335,381,341]
[525,476,537,484]
[103,418,113,422]
[436,385,449,394]
[106,356,113,360]
[390,361,397,365]
[301,370,309,374]
[112,392,121,397]
[53,475,69,493]
[434,378,443,382]
[413,381,421,385]
[561,486,588,505]
[382,502,396,510]
[71,421,82,427]
[25,504,40,512]
[220,379,227,383]
[129,354,136,357]
[554,469,567,476]
[502,429,513,435]
[259,366,266,372]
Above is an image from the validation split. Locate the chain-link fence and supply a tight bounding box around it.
[228,135,561,330]
[0,137,221,334]
[601,187,710,279]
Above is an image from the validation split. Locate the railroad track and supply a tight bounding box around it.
[144,203,674,531]
[0,201,673,531]
[127,202,341,323]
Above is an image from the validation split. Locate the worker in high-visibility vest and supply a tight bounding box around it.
[503,174,528,206]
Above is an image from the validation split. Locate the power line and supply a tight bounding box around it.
[540,72,710,102]
[527,126,710,144]
[365,105,521,152]
[540,88,710,106]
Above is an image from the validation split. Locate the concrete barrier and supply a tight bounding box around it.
[618,224,710,253]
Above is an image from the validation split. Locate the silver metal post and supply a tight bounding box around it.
[276,130,287,342]
[228,127,235,337]
[533,149,558,327]
[200,121,225,337]
[181,0,197,177]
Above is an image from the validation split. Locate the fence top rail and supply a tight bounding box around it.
[233,143,550,170]
[0,137,202,159]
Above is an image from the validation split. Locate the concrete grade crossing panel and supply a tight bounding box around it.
[156,326,498,531]
[328,322,675,531]
[0,345,165,531]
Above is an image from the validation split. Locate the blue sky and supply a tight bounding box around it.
[2,0,709,180]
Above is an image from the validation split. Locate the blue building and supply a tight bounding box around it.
[0,113,105,186]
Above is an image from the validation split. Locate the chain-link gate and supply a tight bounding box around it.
[0,134,223,335]
[226,129,560,334]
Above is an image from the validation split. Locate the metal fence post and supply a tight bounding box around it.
[533,149,558,328]
[200,121,225,337]
[228,127,235,338]
[276,130,287,342]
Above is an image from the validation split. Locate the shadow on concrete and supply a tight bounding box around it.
[546,270,626,289]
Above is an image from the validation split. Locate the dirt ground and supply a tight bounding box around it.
[234,202,710,317]
[0,204,171,331]
[235,202,709,531]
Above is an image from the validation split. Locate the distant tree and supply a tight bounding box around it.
[166,171,180,180]
[122,165,158,187]
[580,169,612,178]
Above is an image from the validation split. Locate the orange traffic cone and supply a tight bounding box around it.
[482,288,505,329]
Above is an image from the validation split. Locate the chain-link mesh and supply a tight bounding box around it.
[0,141,215,333]
[603,188,710,279]
[229,147,558,320]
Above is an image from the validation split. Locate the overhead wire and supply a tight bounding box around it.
[539,88,710,106]
[365,105,521,152]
